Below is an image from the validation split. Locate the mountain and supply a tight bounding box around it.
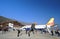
[0,16,12,22]
[0,16,32,25]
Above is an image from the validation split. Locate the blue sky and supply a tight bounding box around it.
[0,0,60,24]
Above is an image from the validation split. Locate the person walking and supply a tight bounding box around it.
[28,23,36,36]
[17,29,20,37]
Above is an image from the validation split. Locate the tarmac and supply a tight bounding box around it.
[0,30,60,39]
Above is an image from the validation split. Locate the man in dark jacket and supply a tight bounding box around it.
[17,29,20,37]
[28,23,36,36]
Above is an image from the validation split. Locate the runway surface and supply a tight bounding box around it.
[0,31,60,39]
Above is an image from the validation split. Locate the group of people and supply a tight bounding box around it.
[17,23,36,37]
[1,22,60,37]
[17,23,60,37]
[51,28,60,36]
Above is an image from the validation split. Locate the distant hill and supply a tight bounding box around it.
[0,16,13,23]
[0,16,32,25]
